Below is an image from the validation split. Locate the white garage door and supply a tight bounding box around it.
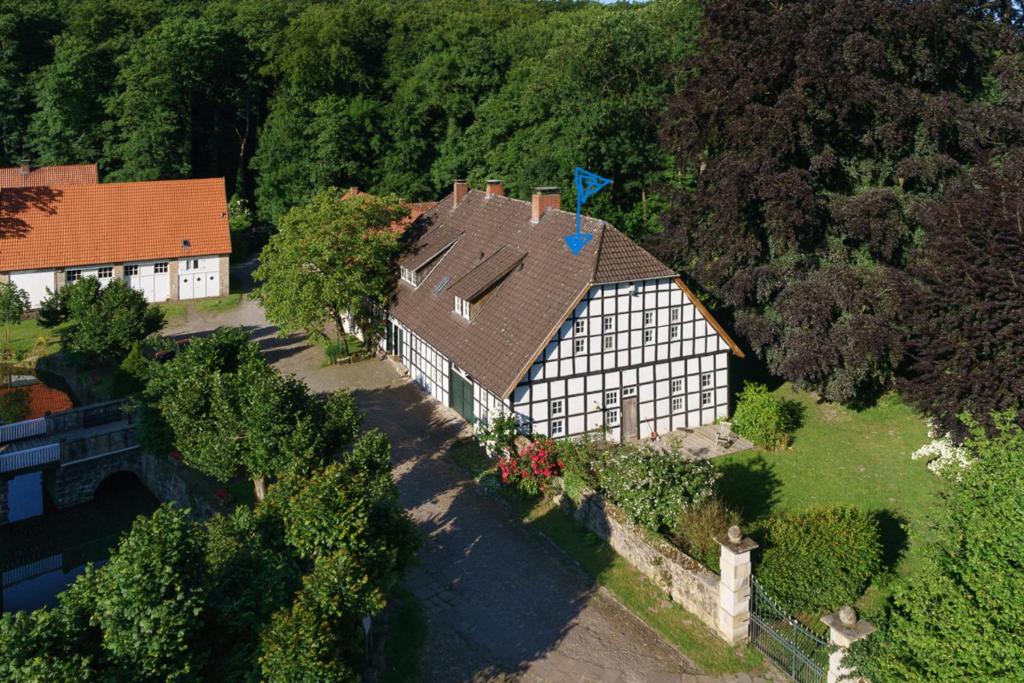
[11,270,56,309]
[124,262,170,303]
[178,258,219,300]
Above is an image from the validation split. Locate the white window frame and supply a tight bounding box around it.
[701,390,713,407]
[400,265,416,286]
[622,386,637,398]
[66,269,81,283]
[574,338,586,354]
[603,316,614,332]
[672,396,684,412]
[97,266,113,279]
[605,390,619,406]
[603,335,614,351]
[643,311,654,326]
[670,325,680,340]
[155,262,168,274]
[454,296,471,320]
[670,306,681,322]
[550,398,565,417]
[125,265,139,277]
[701,372,712,388]
[551,419,565,437]
[643,329,653,344]
[671,378,683,394]
[605,409,620,426]
[574,319,586,335]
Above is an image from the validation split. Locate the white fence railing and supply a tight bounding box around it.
[0,443,60,474]
[0,417,46,444]
[2,554,63,588]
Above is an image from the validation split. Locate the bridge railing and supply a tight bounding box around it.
[1,554,63,589]
[0,443,60,475]
[59,427,136,466]
[45,399,129,434]
[0,417,46,444]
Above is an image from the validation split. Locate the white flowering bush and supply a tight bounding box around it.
[912,422,972,480]
[474,412,518,458]
[596,443,720,532]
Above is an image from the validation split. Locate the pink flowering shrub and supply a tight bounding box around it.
[497,438,563,495]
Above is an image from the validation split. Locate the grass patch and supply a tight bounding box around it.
[323,335,366,365]
[715,384,944,613]
[157,301,188,321]
[379,584,427,683]
[0,317,61,362]
[447,438,762,675]
[158,294,243,322]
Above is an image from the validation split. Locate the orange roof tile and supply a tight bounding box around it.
[0,178,231,272]
[0,164,98,188]
[341,187,437,233]
[0,383,73,419]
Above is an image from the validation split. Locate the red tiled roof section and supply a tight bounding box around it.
[392,190,677,398]
[0,383,73,419]
[0,164,98,188]
[342,187,437,233]
[0,178,231,272]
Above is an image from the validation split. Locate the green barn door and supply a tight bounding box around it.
[449,367,475,424]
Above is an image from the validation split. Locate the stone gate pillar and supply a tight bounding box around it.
[821,605,875,683]
[715,524,757,645]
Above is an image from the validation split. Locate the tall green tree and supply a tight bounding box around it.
[848,414,1024,681]
[658,0,1024,404]
[0,281,29,346]
[144,327,325,500]
[254,190,404,350]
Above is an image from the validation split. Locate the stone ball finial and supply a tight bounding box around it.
[839,605,857,626]
[727,525,742,543]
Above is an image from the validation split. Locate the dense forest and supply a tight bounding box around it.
[0,0,1020,432]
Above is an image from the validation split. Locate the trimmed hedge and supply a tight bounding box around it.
[757,506,882,614]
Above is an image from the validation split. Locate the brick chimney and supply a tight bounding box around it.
[531,187,560,223]
[19,162,30,176]
[485,179,505,197]
[453,179,468,207]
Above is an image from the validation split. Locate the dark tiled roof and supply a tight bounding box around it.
[447,245,526,301]
[593,226,676,283]
[391,190,679,398]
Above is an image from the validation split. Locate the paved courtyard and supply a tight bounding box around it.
[164,290,777,683]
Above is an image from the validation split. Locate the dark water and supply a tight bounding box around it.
[1,472,158,613]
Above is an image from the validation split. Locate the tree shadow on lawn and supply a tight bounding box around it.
[715,455,781,524]
[873,509,910,575]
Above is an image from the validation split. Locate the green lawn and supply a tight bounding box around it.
[159,293,243,322]
[0,317,61,362]
[448,441,763,675]
[714,384,944,613]
[379,585,427,683]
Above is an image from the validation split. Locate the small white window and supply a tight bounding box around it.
[551,419,565,437]
[98,267,113,279]
[622,386,637,398]
[401,266,416,285]
[125,265,139,277]
[455,297,470,320]
[701,372,712,388]
[574,319,586,335]
[701,391,713,407]
[605,390,619,406]
[672,396,684,412]
[643,311,654,326]
[603,316,614,332]
[66,270,81,283]
[671,378,683,394]
[550,398,565,417]
[605,409,619,426]
[643,329,653,344]
[193,259,199,270]
[574,338,586,354]
[670,325,680,340]
[603,335,614,351]
[155,262,168,274]
[671,307,681,322]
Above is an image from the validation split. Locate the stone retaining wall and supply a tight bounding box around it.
[560,487,719,631]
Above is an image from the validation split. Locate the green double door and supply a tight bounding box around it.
[449,367,475,424]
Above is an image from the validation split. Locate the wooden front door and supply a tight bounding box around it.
[621,396,639,441]
[449,368,475,425]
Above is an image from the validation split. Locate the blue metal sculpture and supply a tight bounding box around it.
[564,167,612,256]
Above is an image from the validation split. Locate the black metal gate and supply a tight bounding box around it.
[749,577,829,683]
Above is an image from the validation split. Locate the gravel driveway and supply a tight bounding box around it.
[164,289,774,683]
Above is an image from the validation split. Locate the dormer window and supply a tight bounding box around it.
[454,296,471,320]
[401,238,459,288]
[401,266,416,285]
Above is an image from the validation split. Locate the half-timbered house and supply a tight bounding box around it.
[382,180,744,442]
